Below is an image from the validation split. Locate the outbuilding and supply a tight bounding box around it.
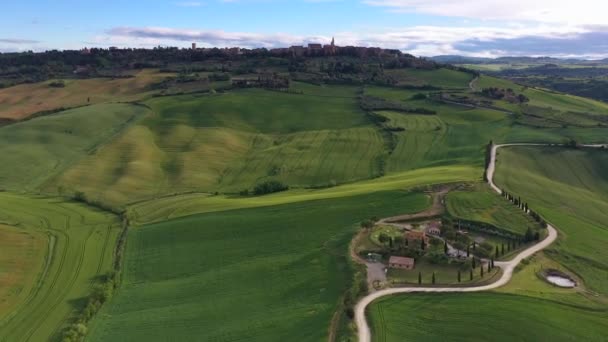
[388,256,415,270]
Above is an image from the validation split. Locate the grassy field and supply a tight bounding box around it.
[49,87,388,203]
[0,69,171,120]
[0,193,120,342]
[476,75,608,116]
[88,191,430,342]
[368,293,608,342]
[384,68,474,88]
[495,146,608,295]
[446,184,540,236]
[0,103,149,192]
[0,224,47,322]
[128,164,480,225]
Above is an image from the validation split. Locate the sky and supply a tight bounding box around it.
[2,0,608,58]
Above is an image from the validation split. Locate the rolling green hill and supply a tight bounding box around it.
[495,146,608,294]
[0,103,149,192]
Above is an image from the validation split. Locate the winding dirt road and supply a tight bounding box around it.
[354,144,559,342]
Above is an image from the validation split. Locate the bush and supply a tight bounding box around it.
[253,180,289,196]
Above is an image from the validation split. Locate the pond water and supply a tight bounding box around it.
[546,275,576,288]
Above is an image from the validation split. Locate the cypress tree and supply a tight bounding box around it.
[472,258,476,269]
[421,238,426,251]
[466,245,470,257]
[457,270,461,283]
[481,265,484,277]
[501,243,505,255]
[487,260,491,272]
[495,245,500,257]
[418,272,422,284]
[432,272,436,285]
[470,269,473,281]
[444,241,448,255]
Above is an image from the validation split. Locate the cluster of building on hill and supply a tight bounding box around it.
[188,38,403,59]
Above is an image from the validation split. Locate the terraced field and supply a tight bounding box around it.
[0,69,171,120]
[0,193,121,342]
[88,191,430,342]
[0,103,149,192]
[368,293,608,342]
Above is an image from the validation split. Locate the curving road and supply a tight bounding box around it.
[354,143,559,342]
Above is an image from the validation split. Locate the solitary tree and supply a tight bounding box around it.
[466,246,470,257]
[444,241,449,255]
[501,243,505,255]
[480,265,484,277]
[432,272,436,285]
[495,245,500,257]
[487,260,491,273]
[418,272,422,285]
[472,258,476,269]
[470,269,473,281]
[457,270,461,283]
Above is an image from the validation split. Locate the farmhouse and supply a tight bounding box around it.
[388,256,415,270]
[405,230,429,244]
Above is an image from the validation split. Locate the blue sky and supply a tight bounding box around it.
[2,0,608,58]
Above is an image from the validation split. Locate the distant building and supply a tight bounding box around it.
[308,43,322,50]
[192,42,197,50]
[289,45,305,57]
[405,230,429,244]
[388,256,415,270]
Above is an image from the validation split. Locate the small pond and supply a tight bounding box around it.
[543,270,577,288]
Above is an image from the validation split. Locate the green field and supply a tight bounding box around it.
[88,191,430,341]
[446,184,540,236]
[384,68,474,88]
[0,103,149,192]
[368,293,608,342]
[0,225,47,321]
[49,87,390,204]
[495,146,608,295]
[128,165,480,225]
[0,193,120,341]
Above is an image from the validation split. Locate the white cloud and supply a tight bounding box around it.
[364,0,608,25]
